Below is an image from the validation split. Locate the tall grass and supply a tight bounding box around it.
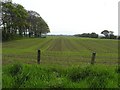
[2,63,119,88]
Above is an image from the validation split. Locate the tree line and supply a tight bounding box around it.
[74,30,120,40]
[74,32,98,38]
[1,1,50,41]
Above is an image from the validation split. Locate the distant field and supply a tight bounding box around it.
[2,36,118,66]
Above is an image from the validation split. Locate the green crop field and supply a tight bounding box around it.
[2,36,118,66]
[2,36,119,88]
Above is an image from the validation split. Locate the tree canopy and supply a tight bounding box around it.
[101,30,109,38]
[1,1,50,41]
[74,32,98,38]
[101,30,116,39]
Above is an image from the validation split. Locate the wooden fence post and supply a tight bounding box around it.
[91,52,96,65]
[37,49,41,64]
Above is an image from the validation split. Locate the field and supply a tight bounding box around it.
[2,36,118,66]
[2,36,119,88]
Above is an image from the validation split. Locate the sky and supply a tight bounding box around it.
[12,0,119,35]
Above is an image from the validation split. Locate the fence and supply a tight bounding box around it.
[37,49,96,65]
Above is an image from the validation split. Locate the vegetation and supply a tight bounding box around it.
[2,36,119,88]
[2,1,119,88]
[74,32,98,38]
[101,30,117,39]
[2,63,119,88]
[2,36,118,65]
[1,1,50,41]
[74,30,118,39]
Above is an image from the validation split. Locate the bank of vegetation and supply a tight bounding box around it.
[2,63,119,88]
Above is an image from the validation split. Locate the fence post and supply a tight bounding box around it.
[37,49,41,64]
[91,52,96,65]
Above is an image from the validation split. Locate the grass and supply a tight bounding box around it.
[2,36,119,88]
[2,63,119,88]
[2,36,118,66]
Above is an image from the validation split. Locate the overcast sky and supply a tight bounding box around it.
[12,0,119,35]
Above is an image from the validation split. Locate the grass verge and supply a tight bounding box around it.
[2,63,119,88]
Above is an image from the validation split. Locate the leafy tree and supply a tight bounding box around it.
[1,1,50,41]
[27,10,40,37]
[74,32,98,38]
[27,10,50,37]
[109,31,114,35]
[101,30,116,39]
[90,32,98,38]
[101,30,109,38]
[15,4,28,36]
[2,2,28,35]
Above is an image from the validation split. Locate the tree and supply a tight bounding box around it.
[101,30,116,39]
[101,30,109,38]
[109,31,114,35]
[2,2,29,35]
[109,31,116,39]
[74,32,98,38]
[18,5,28,36]
[27,10,50,37]
[90,32,98,38]
[2,1,50,41]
